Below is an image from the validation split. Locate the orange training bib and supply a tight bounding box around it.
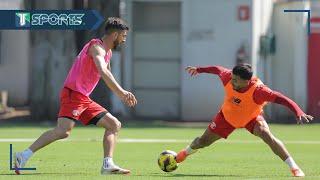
[221,78,266,128]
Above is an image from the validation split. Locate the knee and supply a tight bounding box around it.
[115,120,121,132]
[54,127,71,139]
[106,117,121,133]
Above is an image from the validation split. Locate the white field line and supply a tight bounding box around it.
[0,138,320,144]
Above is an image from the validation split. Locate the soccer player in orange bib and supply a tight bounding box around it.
[176,64,313,177]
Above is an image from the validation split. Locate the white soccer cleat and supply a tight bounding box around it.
[291,168,305,177]
[100,165,130,175]
[14,152,27,175]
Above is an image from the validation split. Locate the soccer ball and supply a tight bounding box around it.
[157,150,178,172]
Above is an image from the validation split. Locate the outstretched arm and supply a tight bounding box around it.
[185,66,232,85]
[196,66,228,74]
[185,66,229,76]
[89,44,137,107]
[273,93,313,124]
[254,86,314,124]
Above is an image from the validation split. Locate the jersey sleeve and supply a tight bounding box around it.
[253,86,304,117]
[196,66,232,85]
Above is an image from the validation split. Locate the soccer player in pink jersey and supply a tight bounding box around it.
[14,17,136,175]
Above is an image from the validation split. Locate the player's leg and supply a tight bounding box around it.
[14,117,75,174]
[190,127,222,149]
[96,113,121,158]
[247,116,305,177]
[95,113,130,174]
[176,128,222,163]
[81,100,129,175]
[29,118,75,152]
[176,111,234,163]
[176,127,221,163]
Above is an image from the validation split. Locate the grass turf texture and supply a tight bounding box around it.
[0,123,319,179]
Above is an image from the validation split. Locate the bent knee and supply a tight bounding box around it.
[114,120,121,132]
[106,117,122,132]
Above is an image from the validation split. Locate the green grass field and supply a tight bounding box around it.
[0,123,319,179]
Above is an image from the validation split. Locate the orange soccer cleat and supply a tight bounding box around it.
[291,168,305,177]
[175,149,188,163]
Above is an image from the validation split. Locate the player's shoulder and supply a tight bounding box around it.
[220,67,232,78]
[89,42,106,57]
[255,83,273,94]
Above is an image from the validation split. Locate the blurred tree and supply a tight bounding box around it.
[28,0,119,121]
[28,0,77,121]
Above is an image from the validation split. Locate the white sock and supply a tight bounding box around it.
[21,149,33,160]
[285,157,299,169]
[103,157,115,169]
[185,145,197,155]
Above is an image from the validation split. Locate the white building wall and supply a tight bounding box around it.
[124,0,307,121]
[252,0,274,80]
[252,0,274,117]
[181,0,253,120]
[270,1,309,120]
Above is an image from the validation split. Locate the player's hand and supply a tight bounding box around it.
[296,114,314,124]
[185,66,198,76]
[120,91,137,107]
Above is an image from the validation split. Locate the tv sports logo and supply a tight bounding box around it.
[0,10,103,30]
[31,13,84,26]
[15,12,30,27]
[15,12,84,27]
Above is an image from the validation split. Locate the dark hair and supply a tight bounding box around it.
[104,17,129,34]
[232,63,253,80]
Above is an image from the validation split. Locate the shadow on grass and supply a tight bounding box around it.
[0,118,208,129]
[133,172,245,178]
[0,172,86,176]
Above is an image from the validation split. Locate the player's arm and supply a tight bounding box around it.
[107,60,111,71]
[185,65,229,76]
[89,44,137,107]
[254,86,314,124]
[185,65,231,85]
[273,93,313,124]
